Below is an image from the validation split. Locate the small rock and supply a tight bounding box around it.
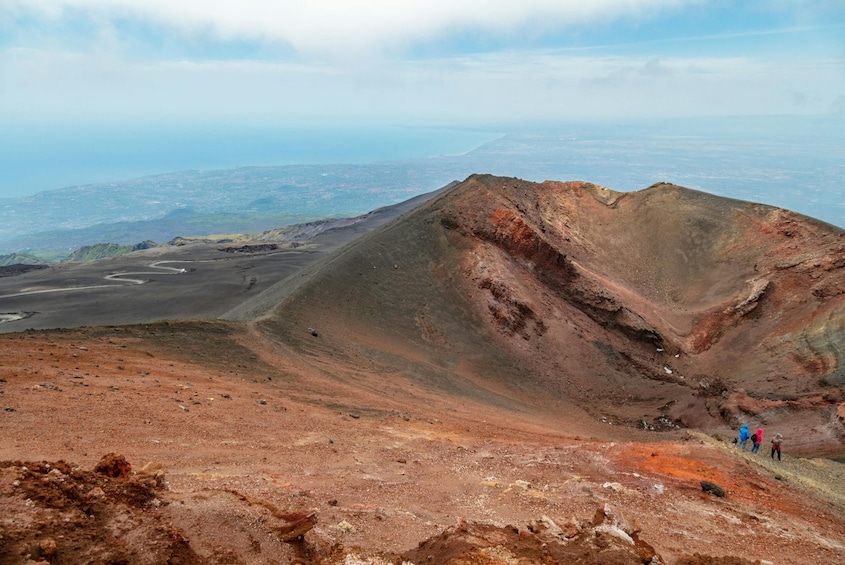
[596,503,639,536]
[87,487,106,500]
[528,515,564,539]
[39,538,57,557]
[337,520,356,533]
[138,461,163,477]
[94,452,132,478]
[561,517,581,538]
[257,399,267,405]
[700,480,726,497]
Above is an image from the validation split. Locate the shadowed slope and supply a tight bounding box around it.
[257,174,845,454]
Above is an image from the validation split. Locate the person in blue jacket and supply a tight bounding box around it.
[738,424,750,450]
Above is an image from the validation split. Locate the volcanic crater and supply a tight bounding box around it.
[1,175,844,564]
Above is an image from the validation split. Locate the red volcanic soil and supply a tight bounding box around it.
[1,323,843,564]
[1,175,844,563]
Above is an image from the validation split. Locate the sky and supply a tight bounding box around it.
[2,0,845,126]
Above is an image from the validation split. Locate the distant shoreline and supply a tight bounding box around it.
[0,118,842,254]
[0,124,499,199]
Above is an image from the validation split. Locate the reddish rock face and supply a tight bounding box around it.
[93,452,132,478]
[262,174,845,454]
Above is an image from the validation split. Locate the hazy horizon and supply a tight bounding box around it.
[0,122,502,199]
[1,116,842,239]
[1,2,843,228]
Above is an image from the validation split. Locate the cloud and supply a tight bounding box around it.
[3,1,843,122]
[2,0,695,58]
[5,41,843,124]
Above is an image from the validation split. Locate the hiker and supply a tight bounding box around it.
[751,428,763,453]
[738,424,750,450]
[771,433,783,461]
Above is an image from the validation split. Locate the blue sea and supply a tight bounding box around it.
[1,116,843,228]
[0,122,499,198]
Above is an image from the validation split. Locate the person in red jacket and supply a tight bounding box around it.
[771,433,783,461]
[751,428,763,453]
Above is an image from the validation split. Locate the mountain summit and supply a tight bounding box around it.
[256,174,845,453]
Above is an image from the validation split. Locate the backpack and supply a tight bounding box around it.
[750,433,757,443]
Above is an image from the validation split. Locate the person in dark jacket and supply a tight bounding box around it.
[738,424,750,450]
[771,433,783,461]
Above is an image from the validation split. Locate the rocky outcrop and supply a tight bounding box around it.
[399,505,663,565]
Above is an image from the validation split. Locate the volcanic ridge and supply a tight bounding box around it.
[1,174,844,564]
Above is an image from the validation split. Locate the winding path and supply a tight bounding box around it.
[0,261,188,300]
[0,251,305,324]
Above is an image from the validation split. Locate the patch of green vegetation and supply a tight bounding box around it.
[62,241,159,262]
[0,212,322,257]
[62,243,135,262]
[26,250,71,263]
[0,252,47,266]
